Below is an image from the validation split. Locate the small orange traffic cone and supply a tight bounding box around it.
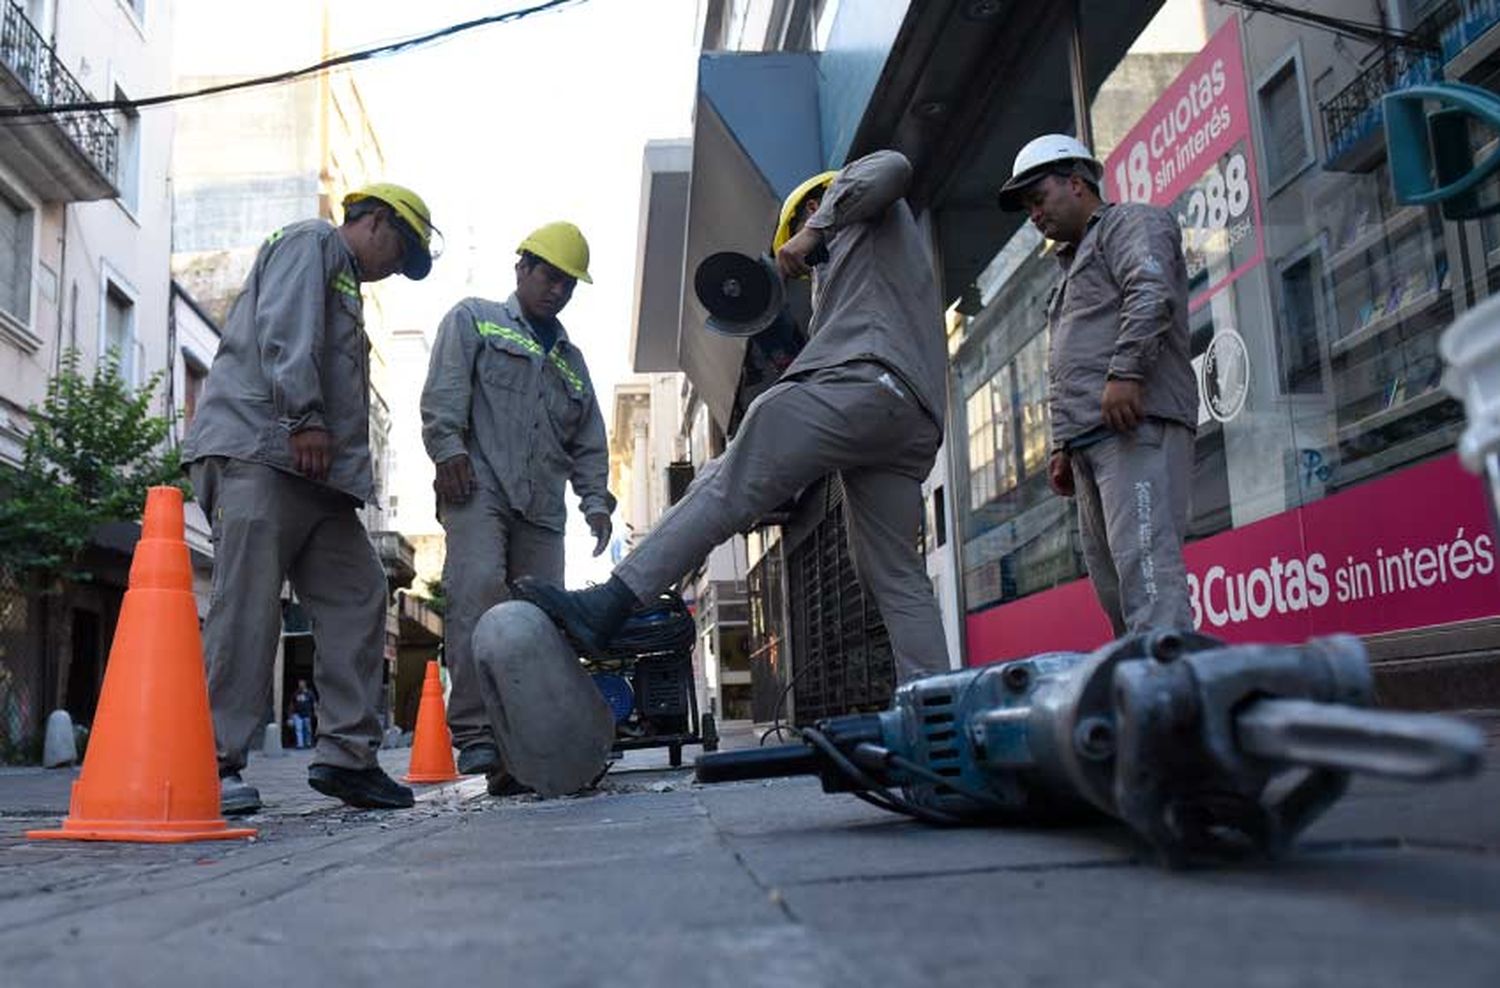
[29,487,256,843]
[403,660,460,783]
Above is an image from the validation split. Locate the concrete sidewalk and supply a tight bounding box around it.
[1,717,1497,986]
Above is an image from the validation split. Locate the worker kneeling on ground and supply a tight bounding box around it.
[518,150,952,684]
[183,183,439,814]
[421,221,615,794]
[997,134,1196,636]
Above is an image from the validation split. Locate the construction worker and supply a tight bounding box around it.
[183,183,438,814]
[518,150,952,685]
[997,134,1196,635]
[420,221,615,785]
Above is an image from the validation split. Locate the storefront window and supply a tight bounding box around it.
[955,2,1488,634]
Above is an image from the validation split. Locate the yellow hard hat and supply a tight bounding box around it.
[772,170,839,252]
[342,183,439,280]
[517,221,592,284]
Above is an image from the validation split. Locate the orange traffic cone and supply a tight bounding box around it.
[403,660,460,783]
[29,487,256,843]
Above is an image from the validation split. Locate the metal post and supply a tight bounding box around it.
[1067,0,1093,149]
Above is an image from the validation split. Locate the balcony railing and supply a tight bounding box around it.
[1322,43,1441,172]
[0,0,117,184]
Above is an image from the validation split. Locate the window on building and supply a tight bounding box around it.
[1276,247,1328,395]
[182,356,207,427]
[103,282,136,383]
[932,486,946,549]
[0,186,34,327]
[1257,52,1313,191]
[115,85,140,213]
[966,383,996,510]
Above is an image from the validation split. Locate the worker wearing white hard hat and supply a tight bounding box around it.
[1000,133,1198,637]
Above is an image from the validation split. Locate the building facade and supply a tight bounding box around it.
[651,0,1498,723]
[0,0,181,758]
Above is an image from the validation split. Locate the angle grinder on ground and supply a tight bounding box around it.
[696,631,1485,867]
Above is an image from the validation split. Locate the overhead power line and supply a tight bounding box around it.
[0,0,586,120]
[1217,0,1439,53]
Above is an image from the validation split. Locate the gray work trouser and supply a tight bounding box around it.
[616,361,949,684]
[1069,419,1194,637]
[439,485,565,750]
[190,457,387,774]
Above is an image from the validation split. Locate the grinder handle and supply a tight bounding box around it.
[695,744,822,783]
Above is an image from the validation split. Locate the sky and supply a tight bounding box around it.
[318,0,703,585]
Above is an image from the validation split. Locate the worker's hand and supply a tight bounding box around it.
[776,226,825,280]
[290,427,332,482]
[434,454,475,504]
[587,512,612,557]
[1048,450,1075,497]
[1101,378,1145,433]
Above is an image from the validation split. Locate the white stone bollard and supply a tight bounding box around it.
[472,600,615,797]
[42,709,77,768]
[262,722,286,758]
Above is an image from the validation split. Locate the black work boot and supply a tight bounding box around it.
[457,741,501,776]
[220,771,262,816]
[513,575,638,656]
[307,764,415,809]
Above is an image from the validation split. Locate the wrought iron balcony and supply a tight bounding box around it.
[0,0,118,200]
[1322,43,1442,173]
[372,530,417,593]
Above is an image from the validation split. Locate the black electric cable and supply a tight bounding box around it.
[801,727,966,826]
[0,0,587,120]
[886,751,1011,813]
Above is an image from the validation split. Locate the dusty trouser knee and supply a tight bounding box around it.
[615,363,942,606]
[1073,420,1193,636]
[441,490,565,750]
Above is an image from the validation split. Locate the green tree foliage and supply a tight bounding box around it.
[418,577,447,616]
[0,349,186,588]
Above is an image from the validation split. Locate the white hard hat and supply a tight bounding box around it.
[997,134,1104,211]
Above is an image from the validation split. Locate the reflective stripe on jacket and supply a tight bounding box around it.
[421,294,614,532]
[1047,202,1198,447]
[182,219,374,502]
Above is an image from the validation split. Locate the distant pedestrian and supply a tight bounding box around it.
[183,183,438,814]
[290,679,316,749]
[997,134,1196,635]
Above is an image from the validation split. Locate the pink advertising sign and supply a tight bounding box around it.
[966,454,1500,665]
[1103,16,1264,311]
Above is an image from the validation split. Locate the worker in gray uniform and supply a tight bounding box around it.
[518,149,952,685]
[183,183,439,814]
[421,221,615,783]
[997,134,1197,635]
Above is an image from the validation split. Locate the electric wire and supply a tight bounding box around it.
[800,727,967,826]
[1217,0,1438,53]
[0,0,587,120]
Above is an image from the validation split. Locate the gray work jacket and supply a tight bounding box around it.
[1047,202,1198,448]
[421,295,614,533]
[182,219,374,503]
[790,150,948,432]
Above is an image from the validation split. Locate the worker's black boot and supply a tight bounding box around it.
[456,741,501,776]
[308,764,415,809]
[513,576,637,657]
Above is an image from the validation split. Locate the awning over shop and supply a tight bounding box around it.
[680,52,824,432]
[631,140,692,374]
[846,0,1164,302]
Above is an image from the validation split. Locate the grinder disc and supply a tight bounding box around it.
[694,251,783,337]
